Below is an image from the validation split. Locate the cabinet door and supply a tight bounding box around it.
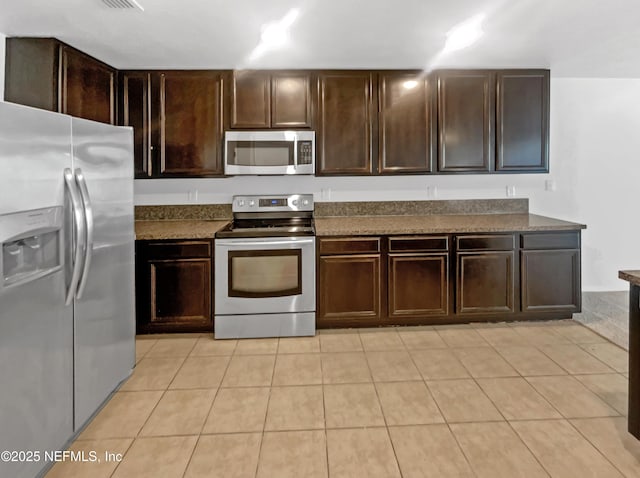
[121,72,152,178]
[158,72,224,176]
[437,70,494,172]
[316,72,376,175]
[388,253,448,317]
[271,72,313,128]
[149,258,212,326]
[521,249,580,312]
[318,254,382,321]
[60,46,115,124]
[456,251,515,314]
[379,72,433,173]
[231,71,271,128]
[496,70,550,172]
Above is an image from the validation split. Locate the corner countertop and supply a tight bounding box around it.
[314,213,586,236]
[135,220,229,240]
[620,270,640,287]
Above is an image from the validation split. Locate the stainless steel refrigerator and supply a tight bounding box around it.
[0,102,135,478]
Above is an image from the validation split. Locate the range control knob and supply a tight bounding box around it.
[249,200,256,207]
[292,199,299,206]
[302,199,310,206]
[238,199,245,207]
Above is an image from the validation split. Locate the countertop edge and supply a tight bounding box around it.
[619,270,640,287]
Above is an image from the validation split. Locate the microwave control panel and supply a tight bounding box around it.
[297,141,313,165]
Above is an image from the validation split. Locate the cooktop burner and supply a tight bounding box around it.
[216,194,315,239]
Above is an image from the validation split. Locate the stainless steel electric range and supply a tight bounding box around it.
[214,194,315,339]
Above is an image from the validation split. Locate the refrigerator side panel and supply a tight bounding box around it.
[0,102,74,478]
[71,117,135,430]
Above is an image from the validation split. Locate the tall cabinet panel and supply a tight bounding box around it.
[316,71,376,175]
[159,72,224,176]
[121,72,152,178]
[496,70,550,172]
[120,71,225,178]
[436,70,494,172]
[378,72,433,173]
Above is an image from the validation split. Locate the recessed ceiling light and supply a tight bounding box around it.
[249,8,300,61]
[443,13,484,53]
[403,80,419,90]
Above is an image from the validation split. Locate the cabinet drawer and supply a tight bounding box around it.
[389,236,448,252]
[144,241,211,258]
[520,232,580,250]
[456,234,514,251]
[319,237,381,255]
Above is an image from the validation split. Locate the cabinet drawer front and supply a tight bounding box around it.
[389,236,448,252]
[145,241,211,258]
[456,234,514,251]
[319,237,381,255]
[520,232,580,250]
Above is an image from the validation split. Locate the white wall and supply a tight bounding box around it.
[0,32,5,101]
[135,78,640,291]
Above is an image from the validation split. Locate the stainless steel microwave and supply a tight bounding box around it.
[224,131,315,175]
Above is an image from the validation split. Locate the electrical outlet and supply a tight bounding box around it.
[321,188,331,200]
[188,189,199,202]
[506,185,516,197]
[545,179,557,191]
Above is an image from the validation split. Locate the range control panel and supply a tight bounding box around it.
[232,194,314,213]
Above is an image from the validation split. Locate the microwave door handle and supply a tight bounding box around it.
[293,136,298,170]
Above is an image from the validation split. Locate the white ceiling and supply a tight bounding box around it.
[0,0,638,77]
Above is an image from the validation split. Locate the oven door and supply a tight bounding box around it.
[214,236,315,315]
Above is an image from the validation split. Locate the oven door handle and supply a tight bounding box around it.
[215,238,315,247]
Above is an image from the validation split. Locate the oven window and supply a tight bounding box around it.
[229,249,302,298]
[227,141,294,167]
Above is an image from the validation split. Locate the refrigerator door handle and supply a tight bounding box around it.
[64,168,86,306]
[74,168,94,299]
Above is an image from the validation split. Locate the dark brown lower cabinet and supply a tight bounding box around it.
[317,237,383,325]
[456,251,515,314]
[136,240,213,334]
[387,236,449,318]
[318,254,382,322]
[317,230,580,329]
[520,232,581,313]
[388,254,449,317]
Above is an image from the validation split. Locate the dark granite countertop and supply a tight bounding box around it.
[314,213,586,236]
[620,270,640,287]
[135,220,229,240]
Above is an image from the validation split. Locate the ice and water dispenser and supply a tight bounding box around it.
[1,207,63,289]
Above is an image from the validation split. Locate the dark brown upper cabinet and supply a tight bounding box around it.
[5,37,116,124]
[316,71,377,175]
[121,72,152,178]
[120,70,226,178]
[496,70,550,172]
[378,71,434,174]
[230,70,312,129]
[436,70,495,173]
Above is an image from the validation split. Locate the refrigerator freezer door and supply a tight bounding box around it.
[71,117,135,430]
[0,102,74,478]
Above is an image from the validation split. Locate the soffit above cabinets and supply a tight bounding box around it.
[0,0,639,77]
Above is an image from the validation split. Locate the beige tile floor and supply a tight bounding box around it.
[46,320,640,478]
